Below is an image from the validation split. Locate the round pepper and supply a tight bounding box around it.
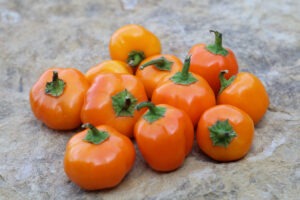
[81,73,148,137]
[188,30,239,95]
[64,124,135,190]
[30,68,89,130]
[85,60,133,84]
[197,105,254,162]
[217,71,269,124]
[134,102,194,172]
[109,24,161,69]
[135,54,182,98]
[152,56,216,126]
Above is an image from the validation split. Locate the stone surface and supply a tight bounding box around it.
[0,0,299,199]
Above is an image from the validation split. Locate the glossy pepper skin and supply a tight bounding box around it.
[64,124,135,190]
[85,60,133,84]
[81,73,148,138]
[152,57,216,126]
[134,102,194,172]
[217,71,269,125]
[197,105,254,162]
[30,68,89,130]
[109,24,161,69]
[135,54,183,98]
[188,30,238,95]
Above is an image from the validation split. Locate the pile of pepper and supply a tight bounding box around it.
[30,24,269,190]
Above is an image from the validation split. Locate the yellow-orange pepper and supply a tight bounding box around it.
[217,71,269,124]
[152,57,216,126]
[135,54,182,98]
[109,24,161,69]
[81,73,148,138]
[64,124,135,190]
[30,68,89,130]
[85,60,133,84]
[134,102,194,172]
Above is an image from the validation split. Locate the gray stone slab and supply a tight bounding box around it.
[0,0,299,199]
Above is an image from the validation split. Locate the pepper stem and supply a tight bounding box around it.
[181,56,191,79]
[52,71,59,85]
[140,56,173,71]
[218,70,236,95]
[136,101,166,123]
[45,71,66,97]
[170,56,197,85]
[209,120,237,147]
[206,30,229,56]
[82,123,110,144]
[124,97,131,110]
[127,50,145,68]
[112,89,138,117]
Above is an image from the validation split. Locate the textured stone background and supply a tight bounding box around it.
[0,0,299,199]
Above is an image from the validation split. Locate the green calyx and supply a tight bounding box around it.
[209,119,237,147]
[136,101,166,123]
[127,50,145,68]
[140,56,173,71]
[206,30,229,56]
[218,70,236,95]
[112,89,138,117]
[45,71,66,97]
[170,56,197,85]
[82,123,110,144]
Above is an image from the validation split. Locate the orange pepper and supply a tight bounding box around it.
[134,102,194,172]
[197,105,254,162]
[85,60,133,84]
[109,24,161,69]
[81,73,148,137]
[188,30,239,95]
[152,56,216,126]
[217,71,269,124]
[64,124,135,190]
[30,68,89,130]
[135,54,182,98]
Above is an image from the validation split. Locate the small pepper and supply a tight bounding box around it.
[152,56,216,126]
[30,68,89,130]
[188,30,239,95]
[85,60,133,84]
[197,105,254,162]
[135,54,182,98]
[81,73,148,137]
[134,102,194,172]
[109,24,161,69]
[217,71,269,124]
[64,123,136,190]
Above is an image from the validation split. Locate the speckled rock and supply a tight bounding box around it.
[0,0,299,199]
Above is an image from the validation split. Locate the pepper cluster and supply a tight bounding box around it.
[30,24,269,190]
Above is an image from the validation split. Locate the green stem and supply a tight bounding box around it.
[206,30,229,56]
[124,97,131,110]
[218,70,236,95]
[45,71,65,97]
[212,30,222,47]
[136,101,155,112]
[140,56,173,71]
[82,123,110,144]
[136,102,166,123]
[181,56,191,79]
[52,71,59,87]
[82,123,99,134]
[127,50,145,68]
[170,56,197,85]
[112,89,137,117]
[209,120,237,147]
